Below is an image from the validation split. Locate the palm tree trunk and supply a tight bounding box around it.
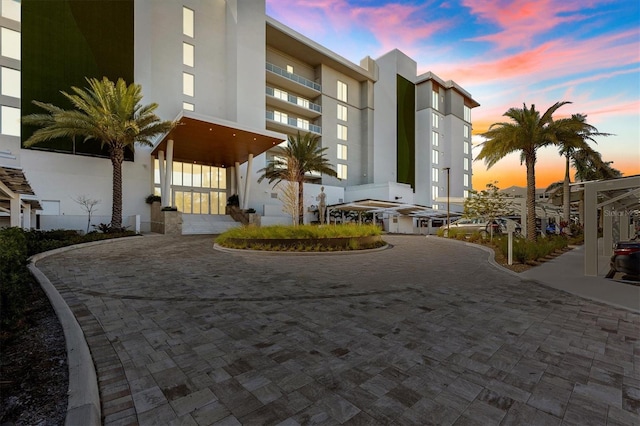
[110,146,125,229]
[525,152,537,241]
[297,177,304,225]
[563,154,571,224]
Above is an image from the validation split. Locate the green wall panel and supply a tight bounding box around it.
[396,75,415,188]
[21,0,134,160]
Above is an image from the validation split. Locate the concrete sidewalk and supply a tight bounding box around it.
[521,243,640,313]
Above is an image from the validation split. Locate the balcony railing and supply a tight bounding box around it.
[266,111,322,134]
[265,87,322,113]
[266,62,321,92]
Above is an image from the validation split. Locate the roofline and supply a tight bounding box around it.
[266,17,377,82]
[416,71,480,108]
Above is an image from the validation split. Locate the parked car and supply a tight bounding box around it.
[606,240,640,279]
[441,217,502,238]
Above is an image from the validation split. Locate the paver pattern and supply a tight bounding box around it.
[36,235,640,425]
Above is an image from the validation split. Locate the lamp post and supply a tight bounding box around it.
[443,167,450,232]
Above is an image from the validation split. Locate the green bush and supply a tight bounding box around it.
[1,227,136,332]
[0,228,33,330]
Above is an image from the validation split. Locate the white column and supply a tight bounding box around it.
[603,207,613,256]
[620,214,630,241]
[22,202,31,229]
[158,150,165,203]
[242,154,253,210]
[10,196,20,227]
[235,161,242,209]
[584,183,597,276]
[165,140,174,207]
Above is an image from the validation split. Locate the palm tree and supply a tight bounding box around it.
[477,102,571,241]
[23,77,174,229]
[572,146,622,181]
[258,132,338,225]
[554,114,611,223]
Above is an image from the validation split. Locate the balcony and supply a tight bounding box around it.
[266,62,321,98]
[266,110,322,135]
[266,86,322,119]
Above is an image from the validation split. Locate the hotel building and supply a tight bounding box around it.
[0,0,479,233]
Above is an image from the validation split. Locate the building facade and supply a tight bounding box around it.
[0,0,479,232]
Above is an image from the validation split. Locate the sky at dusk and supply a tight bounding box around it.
[265,0,640,190]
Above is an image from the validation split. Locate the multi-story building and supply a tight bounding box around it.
[0,0,479,233]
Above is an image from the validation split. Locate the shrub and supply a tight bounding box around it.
[145,194,161,204]
[0,228,33,330]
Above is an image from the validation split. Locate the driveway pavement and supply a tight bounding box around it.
[35,234,639,425]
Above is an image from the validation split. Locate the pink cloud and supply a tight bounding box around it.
[429,28,640,87]
[266,0,450,57]
[462,0,603,50]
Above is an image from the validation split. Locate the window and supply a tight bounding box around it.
[337,104,347,121]
[464,190,469,198]
[183,42,194,67]
[432,131,439,147]
[286,65,294,74]
[337,80,347,102]
[337,163,347,180]
[183,72,194,96]
[183,102,194,111]
[432,149,439,164]
[337,144,347,160]
[464,105,471,122]
[432,185,439,200]
[274,110,288,124]
[183,7,194,37]
[273,88,288,101]
[464,173,469,187]
[337,124,347,141]
[297,97,309,109]
[297,118,309,130]
[1,0,20,21]
[463,125,469,138]
[1,105,19,136]
[432,89,439,110]
[1,27,20,60]
[432,112,439,128]
[432,167,439,183]
[1,66,19,98]
[464,141,470,154]
[464,157,469,171]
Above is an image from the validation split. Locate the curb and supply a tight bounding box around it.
[27,237,140,426]
[213,242,391,255]
[28,262,101,426]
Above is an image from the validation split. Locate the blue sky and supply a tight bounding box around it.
[266,0,640,189]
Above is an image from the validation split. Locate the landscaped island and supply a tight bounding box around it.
[215,224,385,251]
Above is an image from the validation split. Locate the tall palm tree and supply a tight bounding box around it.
[572,145,622,181]
[258,132,338,225]
[477,102,571,241]
[554,114,611,223]
[23,77,174,229]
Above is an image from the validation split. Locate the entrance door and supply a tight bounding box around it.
[173,189,226,214]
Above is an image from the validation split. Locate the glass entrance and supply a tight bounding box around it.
[154,160,227,214]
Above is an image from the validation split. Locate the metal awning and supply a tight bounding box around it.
[329,199,452,219]
[0,166,42,212]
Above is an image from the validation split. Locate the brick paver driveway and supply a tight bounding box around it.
[37,235,639,425]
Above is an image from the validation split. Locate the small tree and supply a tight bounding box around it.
[73,195,101,234]
[278,157,300,226]
[463,182,512,239]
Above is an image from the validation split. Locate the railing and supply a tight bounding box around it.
[266,111,322,134]
[265,86,322,113]
[266,62,321,92]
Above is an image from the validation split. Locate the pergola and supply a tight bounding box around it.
[0,166,41,228]
[583,175,640,276]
